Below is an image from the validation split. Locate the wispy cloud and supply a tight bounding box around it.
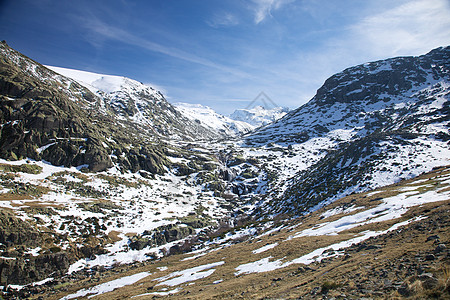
[250,0,295,24]
[79,17,251,79]
[351,0,450,57]
[207,12,239,28]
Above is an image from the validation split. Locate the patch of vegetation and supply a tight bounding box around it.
[77,201,122,213]
[321,280,341,294]
[0,163,43,174]
[97,174,144,188]
[4,182,51,198]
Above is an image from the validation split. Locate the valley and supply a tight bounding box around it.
[0,41,449,299]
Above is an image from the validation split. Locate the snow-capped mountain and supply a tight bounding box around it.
[243,46,450,215]
[0,41,218,173]
[46,66,219,141]
[174,103,290,137]
[230,105,290,128]
[173,102,254,136]
[1,40,450,299]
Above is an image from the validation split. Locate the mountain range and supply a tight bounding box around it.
[0,41,448,299]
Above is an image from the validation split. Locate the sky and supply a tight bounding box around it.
[1,0,449,115]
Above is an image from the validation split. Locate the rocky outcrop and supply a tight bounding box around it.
[0,252,73,286]
[129,224,195,251]
[0,41,174,174]
[0,210,41,248]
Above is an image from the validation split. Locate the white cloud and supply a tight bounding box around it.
[79,17,252,79]
[352,0,450,57]
[250,0,295,24]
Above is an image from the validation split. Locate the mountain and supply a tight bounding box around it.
[45,66,219,141]
[174,103,290,137]
[0,41,243,287]
[0,41,219,173]
[243,46,450,215]
[173,102,254,136]
[0,42,449,299]
[230,105,290,128]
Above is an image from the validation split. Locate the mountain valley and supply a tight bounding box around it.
[0,41,449,299]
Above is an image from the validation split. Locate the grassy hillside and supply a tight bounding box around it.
[22,166,449,300]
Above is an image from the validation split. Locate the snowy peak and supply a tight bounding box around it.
[174,102,254,136]
[46,66,220,141]
[174,103,290,137]
[47,66,161,96]
[230,105,290,128]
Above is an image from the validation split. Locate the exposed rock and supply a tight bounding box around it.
[426,235,440,242]
[129,224,195,250]
[434,244,446,254]
[0,210,41,248]
[419,273,439,290]
[0,252,74,285]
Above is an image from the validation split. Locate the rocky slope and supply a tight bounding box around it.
[0,41,219,174]
[0,42,245,287]
[46,66,220,141]
[8,166,450,299]
[241,46,450,215]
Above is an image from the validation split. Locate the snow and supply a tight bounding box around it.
[290,187,449,239]
[131,288,181,297]
[235,171,449,276]
[25,247,41,257]
[235,256,285,275]
[60,271,151,300]
[36,142,56,154]
[252,242,279,254]
[47,66,156,95]
[235,216,425,276]
[290,217,422,265]
[0,156,231,273]
[230,106,289,127]
[154,261,224,287]
[174,102,254,136]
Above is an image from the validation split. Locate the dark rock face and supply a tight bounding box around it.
[129,224,195,251]
[0,41,174,174]
[0,210,77,285]
[0,210,41,248]
[0,253,73,285]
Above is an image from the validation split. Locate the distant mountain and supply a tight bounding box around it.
[175,103,290,137]
[173,102,254,136]
[243,46,450,215]
[230,105,290,128]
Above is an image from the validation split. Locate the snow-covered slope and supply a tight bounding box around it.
[174,102,254,136]
[242,46,450,215]
[174,103,290,137]
[230,105,290,128]
[46,66,219,141]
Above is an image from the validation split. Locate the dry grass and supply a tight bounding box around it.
[107,230,123,243]
[33,166,450,300]
[0,193,32,200]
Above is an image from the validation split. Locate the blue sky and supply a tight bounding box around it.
[1,0,449,114]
